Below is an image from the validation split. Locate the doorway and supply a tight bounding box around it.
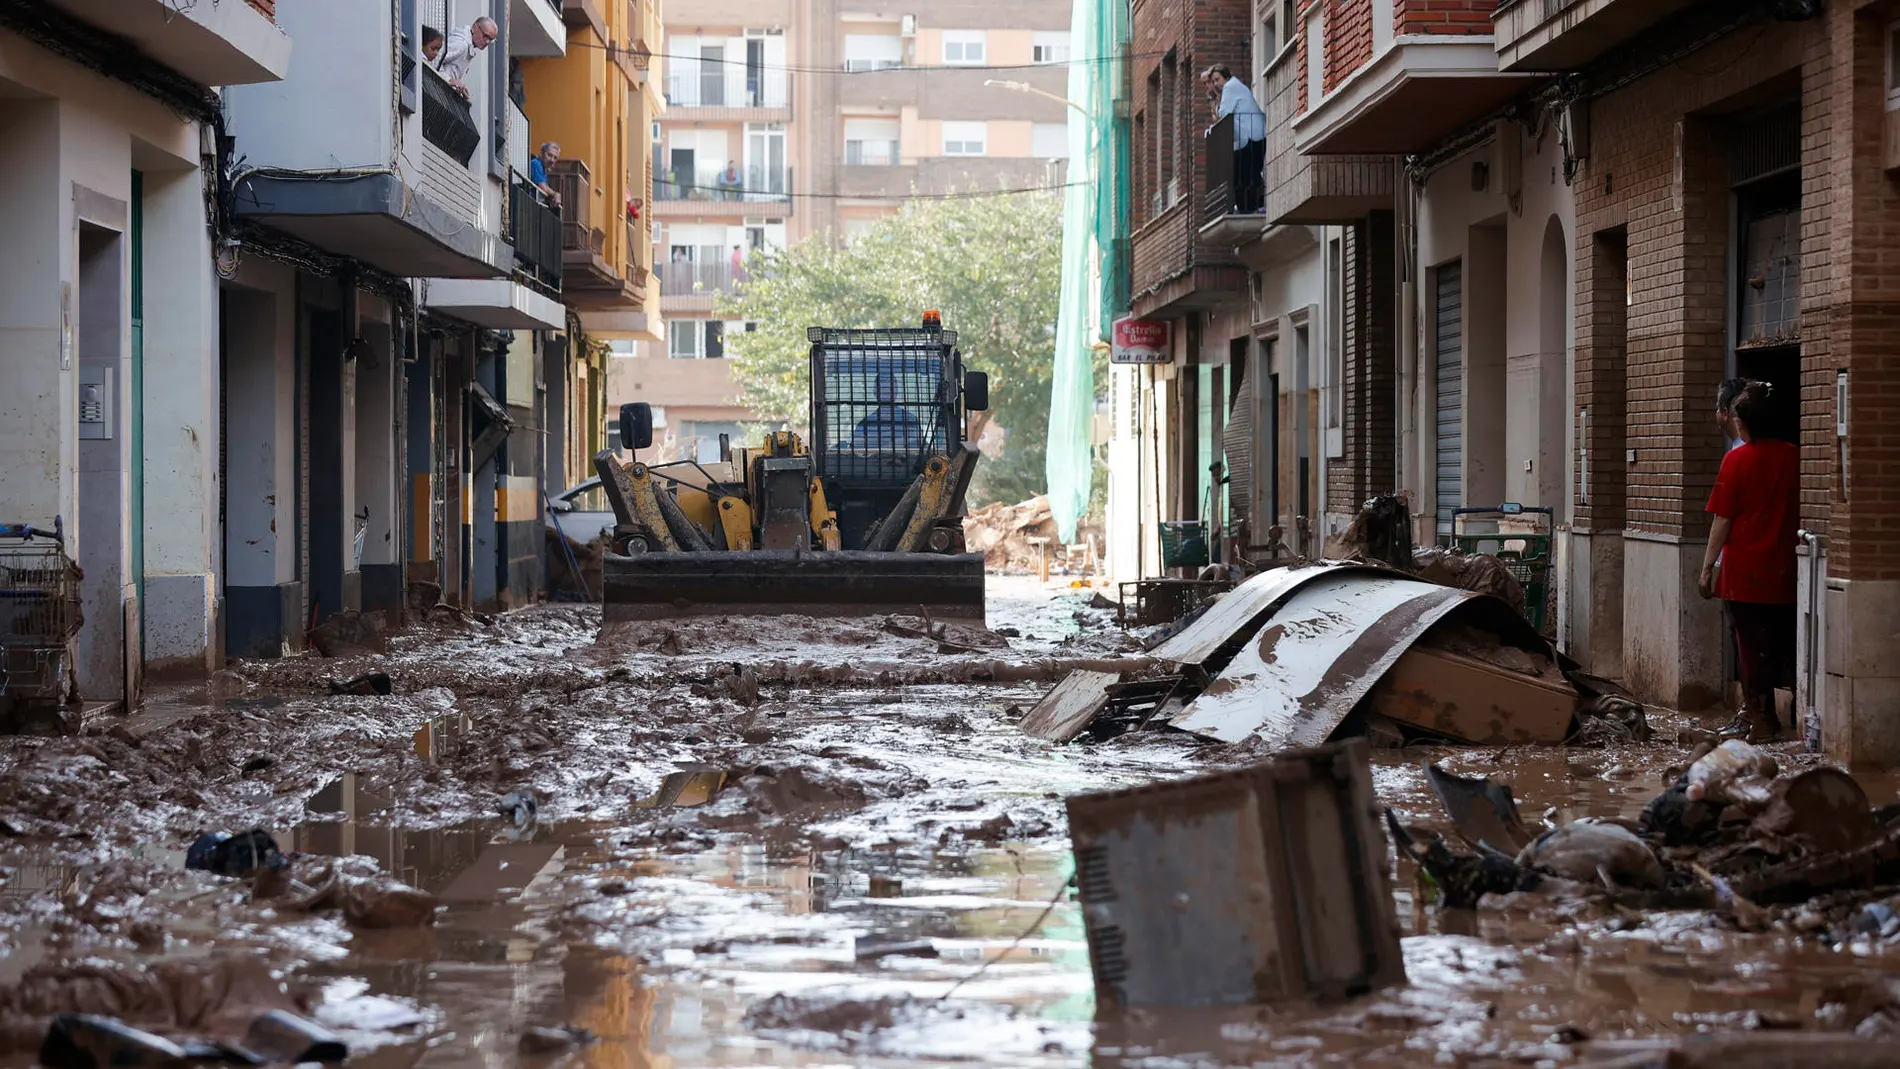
[76,221,131,706]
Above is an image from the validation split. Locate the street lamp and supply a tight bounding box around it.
[983,78,1090,117]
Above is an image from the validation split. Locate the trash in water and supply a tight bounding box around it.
[277,859,440,928]
[1684,740,1778,808]
[1386,809,1538,910]
[242,1010,347,1064]
[1423,763,1532,853]
[1021,671,1184,743]
[632,766,730,808]
[499,790,539,829]
[1750,767,1877,854]
[1517,820,1665,890]
[38,1013,210,1069]
[306,773,392,816]
[1066,738,1404,1008]
[327,671,393,696]
[518,1025,595,1055]
[185,829,287,877]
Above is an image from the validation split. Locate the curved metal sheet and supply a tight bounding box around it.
[1149,563,1386,667]
[1165,572,1478,746]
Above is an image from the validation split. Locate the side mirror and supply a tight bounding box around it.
[963,371,989,413]
[619,402,654,451]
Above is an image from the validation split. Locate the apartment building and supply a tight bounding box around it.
[624,0,1074,464]
[0,1,289,708]
[220,0,581,649]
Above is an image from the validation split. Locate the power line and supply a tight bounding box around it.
[653,179,1076,202]
[535,39,1147,77]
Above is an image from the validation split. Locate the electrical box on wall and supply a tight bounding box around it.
[79,367,113,441]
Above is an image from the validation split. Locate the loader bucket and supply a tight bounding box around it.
[601,550,986,622]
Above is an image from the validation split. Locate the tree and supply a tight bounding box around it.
[717,191,1062,506]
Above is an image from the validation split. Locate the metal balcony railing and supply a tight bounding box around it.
[508,100,532,178]
[550,158,594,253]
[655,166,793,202]
[658,260,745,298]
[1203,113,1235,224]
[663,71,787,109]
[844,139,900,166]
[421,65,480,165]
[510,178,563,293]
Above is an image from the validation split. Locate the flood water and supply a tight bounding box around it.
[5,576,1900,1066]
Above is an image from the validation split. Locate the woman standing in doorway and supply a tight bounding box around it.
[1700,380,1799,742]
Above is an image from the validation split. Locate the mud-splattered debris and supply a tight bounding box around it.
[243,1010,348,1064]
[738,766,867,817]
[868,874,902,898]
[185,829,287,877]
[37,1013,203,1068]
[328,671,394,697]
[1518,821,1664,890]
[275,858,439,928]
[1751,768,1877,854]
[519,1024,595,1055]
[632,767,730,808]
[306,610,388,658]
[1684,740,1778,808]
[499,790,539,829]
[239,756,272,775]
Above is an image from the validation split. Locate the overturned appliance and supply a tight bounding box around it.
[1027,563,1585,749]
[1066,738,1405,1008]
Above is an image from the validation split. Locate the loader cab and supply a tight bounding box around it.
[808,317,987,550]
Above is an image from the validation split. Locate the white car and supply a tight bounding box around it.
[544,479,616,545]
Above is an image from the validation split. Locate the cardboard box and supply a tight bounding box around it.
[1367,644,1575,745]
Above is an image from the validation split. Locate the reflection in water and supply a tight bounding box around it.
[630,766,729,809]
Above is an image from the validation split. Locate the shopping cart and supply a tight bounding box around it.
[0,519,82,731]
[1449,504,1553,633]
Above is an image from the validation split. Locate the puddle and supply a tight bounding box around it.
[306,773,393,816]
[413,711,474,764]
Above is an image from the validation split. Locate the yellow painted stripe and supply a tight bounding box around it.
[410,474,433,561]
[495,476,541,523]
[462,475,473,526]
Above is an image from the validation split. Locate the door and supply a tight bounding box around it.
[745,123,786,197]
[1434,261,1464,539]
[746,38,765,107]
[699,45,725,106]
[668,148,695,198]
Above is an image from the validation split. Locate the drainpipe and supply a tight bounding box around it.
[1798,528,1822,751]
[1396,160,1422,542]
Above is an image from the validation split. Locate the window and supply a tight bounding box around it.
[669,319,701,358]
[1888,20,1900,108]
[1033,31,1070,64]
[942,30,986,65]
[1032,122,1069,158]
[844,33,903,71]
[844,117,902,165]
[942,121,987,156]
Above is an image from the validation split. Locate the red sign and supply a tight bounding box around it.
[1111,318,1171,365]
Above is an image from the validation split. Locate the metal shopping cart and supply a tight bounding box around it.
[1449,504,1554,634]
[0,519,82,733]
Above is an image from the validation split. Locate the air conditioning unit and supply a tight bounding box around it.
[900,13,916,36]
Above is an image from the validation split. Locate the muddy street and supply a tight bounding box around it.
[2,577,1898,1067]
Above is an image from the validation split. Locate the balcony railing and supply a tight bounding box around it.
[550,159,597,254]
[656,166,793,202]
[1204,114,1234,224]
[845,140,900,166]
[626,212,639,277]
[510,178,563,294]
[508,100,532,178]
[659,260,745,298]
[663,72,787,109]
[421,65,480,166]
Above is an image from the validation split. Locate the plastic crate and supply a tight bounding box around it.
[1159,521,1209,569]
[1450,505,1553,634]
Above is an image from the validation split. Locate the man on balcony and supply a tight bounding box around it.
[1202,66,1266,214]
[530,142,562,208]
[438,16,498,99]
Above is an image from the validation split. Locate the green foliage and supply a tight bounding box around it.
[717,191,1062,506]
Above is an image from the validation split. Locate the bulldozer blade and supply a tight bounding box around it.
[602,550,986,622]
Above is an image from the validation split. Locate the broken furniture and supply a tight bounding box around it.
[1115,578,1230,629]
[1066,738,1405,1008]
[1020,672,1183,743]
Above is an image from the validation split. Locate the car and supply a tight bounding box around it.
[544,478,616,545]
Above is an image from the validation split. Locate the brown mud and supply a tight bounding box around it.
[2,576,1899,1066]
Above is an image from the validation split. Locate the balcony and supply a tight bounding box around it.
[1292,32,1540,155]
[511,0,568,57]
[511,178,564,296]
[48,0,292,86]
[659,261,745,300]
[551,158,645,310]
[1494,0,1699,72]
[653,166,793,217]
[662,72,791,120]
[421,66,481,166]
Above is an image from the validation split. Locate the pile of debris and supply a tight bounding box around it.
[1023,562,1624,750]
[962,496,1059,573]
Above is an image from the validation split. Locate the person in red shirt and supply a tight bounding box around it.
[1700,380,1799,742]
